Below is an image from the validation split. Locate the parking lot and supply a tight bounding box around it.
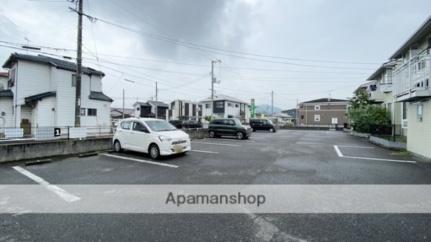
[1,130,431,241]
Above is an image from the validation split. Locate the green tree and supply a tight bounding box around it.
[348,89,391,133]
[349,89,371,109]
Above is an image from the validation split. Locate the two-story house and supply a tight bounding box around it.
[389,16,431,158]
[297,98,349,128]
[133,100,169,119]
[1,53,113,135]
[199,94,250,122]
[167,99,202,121]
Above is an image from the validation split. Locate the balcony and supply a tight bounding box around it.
[393,49,431,102]
[379,83,393,93]
[368,90,385,103]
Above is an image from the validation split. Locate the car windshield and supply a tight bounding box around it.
[145,120,177,132]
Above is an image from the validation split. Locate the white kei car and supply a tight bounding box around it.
[113,118,191,159]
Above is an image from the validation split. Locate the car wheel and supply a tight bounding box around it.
[149,144,160,160]
[113,140,122,152]
[236,132,244,140]
[252,128,256,132]
[209,131,215,138]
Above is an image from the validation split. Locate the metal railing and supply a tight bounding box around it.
[393,48,431,97]
[0,125,113,142]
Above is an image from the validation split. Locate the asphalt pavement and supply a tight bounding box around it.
[1,130,431,241]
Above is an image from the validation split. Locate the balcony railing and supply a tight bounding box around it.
[393,48,431,101]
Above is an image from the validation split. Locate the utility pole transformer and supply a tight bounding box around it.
[74,0,83,127]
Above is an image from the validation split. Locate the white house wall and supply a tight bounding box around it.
[36,97,56,127]
[0,98,13,128]
[14,61,52,106]
[407,100,431,159]
[53,68,76,126]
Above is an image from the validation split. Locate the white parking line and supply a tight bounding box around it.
[12,166,81,203]
[336,145,375,149]
[333,145,416,164]
[343,155,417,164]
[103,154,179,168]
[192,141,241,147]
[333,145,344,157]
[190,149,219,154]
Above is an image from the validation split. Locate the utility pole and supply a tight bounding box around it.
[210,60,221,115]
[74,0,83,127]
[122,88,125,119]
[271,91,274,116]
[155,81,158,119]
[155,81,158,102]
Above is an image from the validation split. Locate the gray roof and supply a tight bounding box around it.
[302,98,349,104]
[200,94,248,104]
[148,100,169,107]
[0,89,13,98]
[25,91,56,103]
[2,53,105,76]
[390,16,431,59]
[367,61,396,81]
[89,91,113,102]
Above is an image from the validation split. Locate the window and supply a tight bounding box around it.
[235,104,239,108]
[314,105,320,111]
[224,119,235,125]
[80,108,86,116]
[132,122,148,132]
[402,102,407,119]
[87,108,97,116]
[205,103,210,109]
[314,114,320,122]
[72,74,77,87]
[417,103,423,122]
[301,115,304,120]
[215,101,224,108]
[8,69,15,88]
[121,121,131,130]
[227,102,232,107]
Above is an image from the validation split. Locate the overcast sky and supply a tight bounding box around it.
[1,0,431,109]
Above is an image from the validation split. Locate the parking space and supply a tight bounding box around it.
[2,130,431,241]
[1,130,429,186]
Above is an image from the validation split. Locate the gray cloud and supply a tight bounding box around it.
[90,0,255,59]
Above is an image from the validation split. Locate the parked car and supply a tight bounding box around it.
[208,118,252,139]
[182,120,202,129]
[113,118,191,159]
[249,118,277,132]
[169,120,183,129]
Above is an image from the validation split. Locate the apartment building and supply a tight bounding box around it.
[297,98,349,128]
[133,100,169,119]
[200,94,250,122]
[1,53,113,135]
[366,61,404,135]
[167,99,202,121]
[389,16,431,158]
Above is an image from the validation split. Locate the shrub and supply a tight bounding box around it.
[348,105,391,133]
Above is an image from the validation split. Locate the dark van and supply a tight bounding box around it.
[208,118,252,140]
[249,119,276,132]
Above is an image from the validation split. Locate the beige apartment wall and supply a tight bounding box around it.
[407,100,431,159]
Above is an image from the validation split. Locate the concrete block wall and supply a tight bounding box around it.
[0,137,112,163]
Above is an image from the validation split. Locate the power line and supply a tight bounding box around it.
[65,10,379,69]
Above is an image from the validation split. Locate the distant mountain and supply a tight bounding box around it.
[255,104,282,115]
